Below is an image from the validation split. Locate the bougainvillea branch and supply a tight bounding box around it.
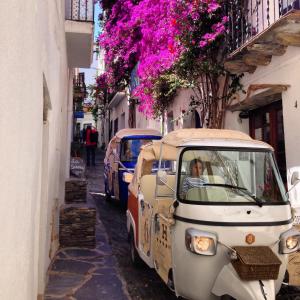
[94,0,241,127]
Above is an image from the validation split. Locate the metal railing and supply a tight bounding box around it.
[65,0,94,22]
[226,0,300,53]
[73,72,87,97]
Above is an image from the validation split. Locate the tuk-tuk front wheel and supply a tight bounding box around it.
[129,228,143,267]
[221,296,235,300]
[105,193,111,202]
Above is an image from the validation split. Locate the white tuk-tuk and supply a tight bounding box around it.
[126,128,300,300]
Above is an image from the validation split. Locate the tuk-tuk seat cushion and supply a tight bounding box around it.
[185,186,228,202]
[156,175,175,198]
[140,175,156,205]
[202,175,225,184]
[140,174,175,205]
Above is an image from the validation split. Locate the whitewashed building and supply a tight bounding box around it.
[223,0,300,196]
[103,1,300,198]
[104,87,161,146]
[149,1,300,199]
[0,0,94,299]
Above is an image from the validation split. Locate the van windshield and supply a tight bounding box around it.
[178,148,287,205]
[120,138,155,162]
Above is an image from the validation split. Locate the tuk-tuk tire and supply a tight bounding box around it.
[129,228,143,267]
[104,180,111,201]
[167,269,175,292]
[221,296,235,300]
[105,193,111,202]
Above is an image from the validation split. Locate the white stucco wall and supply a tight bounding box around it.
[78,112,95,130]
[170,88,194,130]
[110,96,129,132]
[224,46,300,170]
[0,0,70,299]
[135,109,161,132]
[134,88,198,135]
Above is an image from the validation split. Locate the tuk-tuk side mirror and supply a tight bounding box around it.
[291,171,300,186]
[123,172,133,184]
[287,168,300,208]
[157,170,167,186]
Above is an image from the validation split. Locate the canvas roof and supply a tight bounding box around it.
[128,128,272,196]
[104,128,162,164]
[159,128,253,147]
[114,128,161,141]
[138,128,271,161]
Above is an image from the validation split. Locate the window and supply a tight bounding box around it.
[120,139,153,162]
[178,148,287,204]
[114,118,118,135]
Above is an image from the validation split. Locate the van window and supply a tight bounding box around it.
[120,139,152,162]
[178,148,287,204]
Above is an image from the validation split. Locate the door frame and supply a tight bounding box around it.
[249,100,287,183]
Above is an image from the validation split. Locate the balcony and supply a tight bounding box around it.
[73,72,87,99]
[65,0,94,68]
[224,0,300,74]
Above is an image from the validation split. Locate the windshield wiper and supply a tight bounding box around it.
[202,183,264,207]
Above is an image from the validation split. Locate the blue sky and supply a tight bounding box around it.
[81,2,102,101]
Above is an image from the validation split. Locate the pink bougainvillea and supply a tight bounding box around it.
[95,0,227,117]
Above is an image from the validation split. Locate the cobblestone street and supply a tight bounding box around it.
[92,152,177,300]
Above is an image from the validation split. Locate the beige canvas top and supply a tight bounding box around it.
[159,128,253,147]
[138,128,271,161]
[104,128,162,163]
[128,128,272,196]
[114,128,161,141]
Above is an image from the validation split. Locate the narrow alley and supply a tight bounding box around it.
[44,149,300,300]
[3,1,300,299]
[44,150,130,300]
[44,150,176,300]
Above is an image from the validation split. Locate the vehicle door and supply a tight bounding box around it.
[138,175,155,259]
[153,174,175,284]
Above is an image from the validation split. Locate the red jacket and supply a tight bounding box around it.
[86,128,97,146]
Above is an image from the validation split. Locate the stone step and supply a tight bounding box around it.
[59,205,96,248]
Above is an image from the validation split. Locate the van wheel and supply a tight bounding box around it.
[129,229,143,267]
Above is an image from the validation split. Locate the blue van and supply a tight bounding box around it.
[104,129,162,207]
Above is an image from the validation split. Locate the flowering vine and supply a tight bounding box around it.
[94,0,241,127]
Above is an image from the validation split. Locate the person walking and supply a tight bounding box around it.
[84,125,98,166]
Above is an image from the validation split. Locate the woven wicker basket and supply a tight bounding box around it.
[231,246,282,281]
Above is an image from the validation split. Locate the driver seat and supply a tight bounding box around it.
[186,186,228,202]
[186,187,209,201]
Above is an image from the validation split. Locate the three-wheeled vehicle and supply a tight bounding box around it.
[104,128,161,207]
[125,128,300,300]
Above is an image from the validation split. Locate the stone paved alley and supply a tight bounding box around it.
[44,151,130,300]
[44,150,300,300]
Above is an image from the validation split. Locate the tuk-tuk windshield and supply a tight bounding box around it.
[178,148,287,204]
[120,138,156,162]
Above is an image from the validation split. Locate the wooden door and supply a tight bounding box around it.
[249,101,287,183]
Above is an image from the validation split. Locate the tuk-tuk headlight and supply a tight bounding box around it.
[185,228,217,256]
[279,228,300,254]
[286,236,298,250]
